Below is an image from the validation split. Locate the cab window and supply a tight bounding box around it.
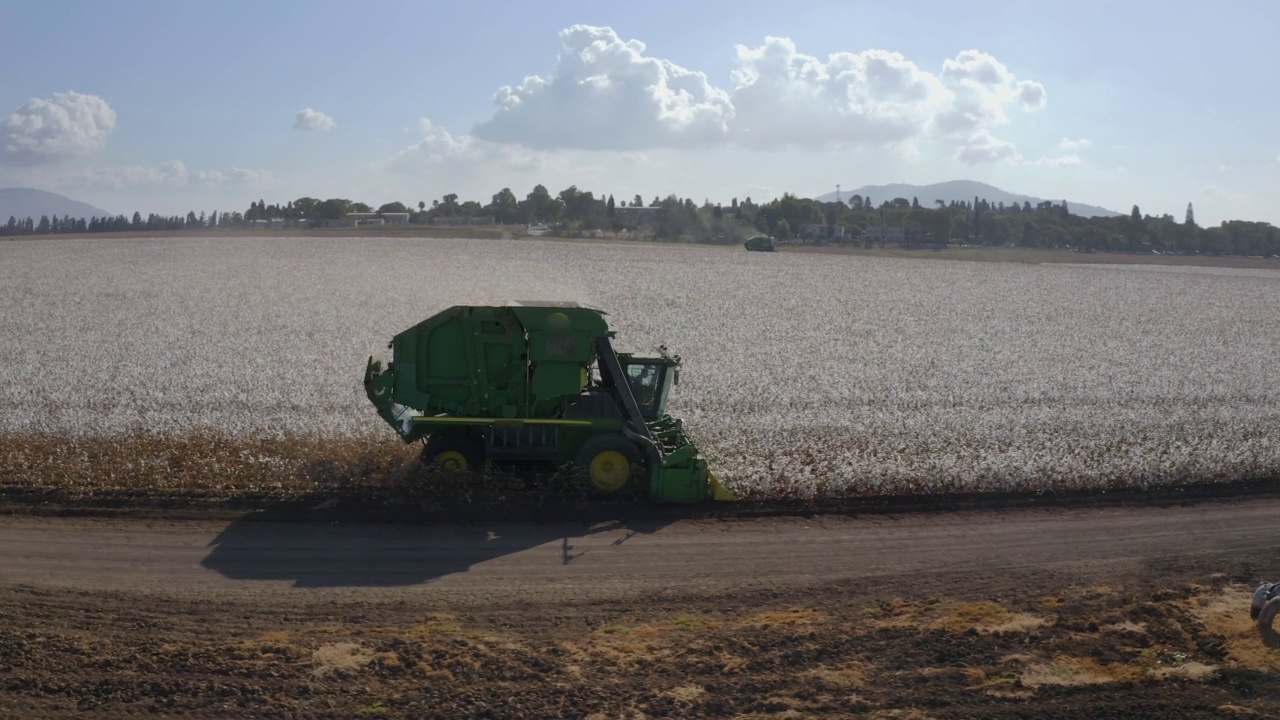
[625,363,661,415]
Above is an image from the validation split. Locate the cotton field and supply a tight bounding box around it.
[2,235,1279,499]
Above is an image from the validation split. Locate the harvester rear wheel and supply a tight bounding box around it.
[422,434,484,472]
[575,435,642,493]
[1259,597,1280,634]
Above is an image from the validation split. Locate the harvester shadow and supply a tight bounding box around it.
[200,515,671,588]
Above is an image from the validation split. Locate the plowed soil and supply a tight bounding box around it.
[3,499,1279,718]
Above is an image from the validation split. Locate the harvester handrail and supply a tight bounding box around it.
[594,337,655,445]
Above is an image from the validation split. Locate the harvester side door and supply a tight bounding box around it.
[621,363,671,421]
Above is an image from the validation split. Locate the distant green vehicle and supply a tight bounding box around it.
[744,235,776,252]
[364,302,734,503]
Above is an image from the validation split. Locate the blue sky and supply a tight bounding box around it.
[2,0,1277,226]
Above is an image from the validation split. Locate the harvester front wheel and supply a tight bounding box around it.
[575,435,642,493]
[1259,597,1280,634]
[422,434,484,472]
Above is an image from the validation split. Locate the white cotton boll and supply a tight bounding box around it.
[1,237,1279,496]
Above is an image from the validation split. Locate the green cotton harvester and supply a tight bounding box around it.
[364,302,735,503]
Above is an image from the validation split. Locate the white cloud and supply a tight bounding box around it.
[293,108,336,132]
[396,119,472,163]
[66,161,273,190]
[730,43,1045,155]
[1201,184,1228,200]
[1027,153,1083,167]
[222,167,275,186]
[729,38,948,150]
[1059,137,1091,151]
[390,118,562,177]
[469,28,1054,164]
[2,91,116,163]
[933,50,1046,137]
[1275,153,1280,165]
[473,25,733,150]
[380,118,598,209]
[955,130,1019,164]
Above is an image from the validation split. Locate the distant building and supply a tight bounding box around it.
[342,212,411,227]
[800,224,846,242]
[863,226,905,243]
[429,215,494,226]
[613,206,660,228]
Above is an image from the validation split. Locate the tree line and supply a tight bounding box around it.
[3,184,1278,257]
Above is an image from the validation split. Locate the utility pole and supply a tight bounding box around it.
[836,184,841,204]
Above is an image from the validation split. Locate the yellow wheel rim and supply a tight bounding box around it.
[435,450,468,471]
[588,450,631,492]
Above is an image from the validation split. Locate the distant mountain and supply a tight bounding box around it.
[0,188,112,221]
[815,180,1122,218]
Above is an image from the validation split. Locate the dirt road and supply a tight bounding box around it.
[4,499,1279,718]
[4,499,1272,599]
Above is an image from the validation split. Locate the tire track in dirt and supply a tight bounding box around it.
[1,497,1274,605]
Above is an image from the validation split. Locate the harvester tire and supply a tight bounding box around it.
[1259,597,1280,634]
[575,435,642,493]
[422,433,484,472]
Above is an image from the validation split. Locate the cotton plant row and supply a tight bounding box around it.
[1,236,1278,499]
[0,431,413,500]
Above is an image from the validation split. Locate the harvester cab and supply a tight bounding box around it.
[614,349,679,421]
[363,303,734,503]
